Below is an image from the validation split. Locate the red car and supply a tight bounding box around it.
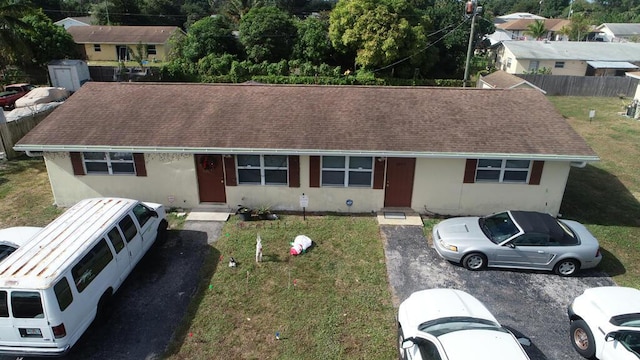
[0,83,36,110]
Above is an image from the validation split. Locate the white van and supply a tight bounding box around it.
[0,197,167,357]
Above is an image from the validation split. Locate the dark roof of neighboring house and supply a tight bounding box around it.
[496,19,571,32]
[480,71,526,87]
[66,25,183,44]
[15,82,598,161]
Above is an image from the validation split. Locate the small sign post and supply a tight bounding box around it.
[300,193,309,220]
[589,109,596,123]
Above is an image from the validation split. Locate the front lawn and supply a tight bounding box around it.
[165,216,396,359]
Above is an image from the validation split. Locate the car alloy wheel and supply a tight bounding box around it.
[570,319,596,359]
[555,259,579,277]
[463,252,486,271]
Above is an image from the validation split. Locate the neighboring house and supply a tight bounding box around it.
[477,70,546,93]
[595,23,640,43]
[66,26,185,62]
[494,41,640,75]
[494,13,546,25]
[53,16,91,30]
[14,83,598,216]
[495,19,571,41]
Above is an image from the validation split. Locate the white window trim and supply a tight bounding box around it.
[321,156,373,188]
[82,152,136,175]
[475,159,531,183]
[236,155,288,186]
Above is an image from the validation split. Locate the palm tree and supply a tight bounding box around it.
[525,19,548,40]
[0,0,35,70]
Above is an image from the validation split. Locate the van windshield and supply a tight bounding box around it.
[11,291,44,318]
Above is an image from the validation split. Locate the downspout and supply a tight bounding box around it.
[25,150,44,157]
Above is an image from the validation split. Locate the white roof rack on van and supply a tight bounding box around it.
[0,198,139,289]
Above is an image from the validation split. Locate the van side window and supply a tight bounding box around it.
[133,204,155,228]
[72,239,114,292]
[119,215,138,242]
[0,291,7,317]
[54,278,73,311]
[11,292,44,318]
[107,227,125,253]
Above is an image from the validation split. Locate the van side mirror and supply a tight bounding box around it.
[401,338,415,349]
[605,332,619,341]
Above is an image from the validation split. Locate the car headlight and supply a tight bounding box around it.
[439,240,458,252]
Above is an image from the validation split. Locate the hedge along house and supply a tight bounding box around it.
[14,82,598,216]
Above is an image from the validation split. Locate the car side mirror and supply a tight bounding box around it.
[402,338,416,349]
[506,242,516,248]
[605,332,619,342]
[150,210,158,218]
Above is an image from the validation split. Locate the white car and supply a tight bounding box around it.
[0,226,42,262]
[568,286,640,360]
[397,289,530,360]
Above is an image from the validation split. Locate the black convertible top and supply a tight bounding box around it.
[510,211,576,245]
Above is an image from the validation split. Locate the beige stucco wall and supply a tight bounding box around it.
[83,43,170,62]
[44,153,570,215]
[498,46,587,75]
[411,158,571,216]
[44,153,385,212]
[44,152,201,207]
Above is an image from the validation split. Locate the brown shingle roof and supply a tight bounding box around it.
[497,19,571,32]
[66,25,183,44]
[16,83,597,160]
[480,71,526,88]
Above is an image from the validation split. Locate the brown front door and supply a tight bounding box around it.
[195,154,226,203]
[384,157,416,207]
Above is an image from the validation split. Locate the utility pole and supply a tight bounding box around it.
[463,0,482,88]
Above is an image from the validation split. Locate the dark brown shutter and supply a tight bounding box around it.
[224,155,237,186]
[529,160,544,185]
[288,155,300,187]
[70,152,85,175]
[133,153,147,177]
[373,157,385,189]
[463,159,477,183]
[309,156,320,188]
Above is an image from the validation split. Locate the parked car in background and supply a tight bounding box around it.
[14,87,69,108]
[432,211,601,276]
[0,83,36,110]
[398,288,530,360]
[0,226,42,262]
[569,286,640,359]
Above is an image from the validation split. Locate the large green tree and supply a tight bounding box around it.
[17,9,79,69]
[292,15,332,64]
[181,15,238,62]
[239,6,297,63]
[328,0,430,73]
[0,0,35,69]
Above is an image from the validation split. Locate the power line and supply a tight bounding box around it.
[372,18,470,73]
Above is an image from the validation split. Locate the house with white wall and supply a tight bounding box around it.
[14,83,598,216]
[494,41,640,75]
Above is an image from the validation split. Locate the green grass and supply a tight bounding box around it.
[165,215,396,360]
[548,96,640,287]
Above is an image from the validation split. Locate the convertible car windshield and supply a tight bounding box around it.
[479,212,520,244]
[418,316,507,337]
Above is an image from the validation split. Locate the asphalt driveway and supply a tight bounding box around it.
[381,225,615,360]
[0,221,222,360]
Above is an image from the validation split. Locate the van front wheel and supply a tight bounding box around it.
[157,220,168,243]
[96,291,113,325]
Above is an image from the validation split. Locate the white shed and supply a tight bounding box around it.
[48,60,91,93]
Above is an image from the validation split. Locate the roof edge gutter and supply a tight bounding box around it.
[12,145,600,163]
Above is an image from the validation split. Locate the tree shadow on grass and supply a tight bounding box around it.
[560,164,640,227]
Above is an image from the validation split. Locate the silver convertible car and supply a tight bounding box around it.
[432,211,602,276]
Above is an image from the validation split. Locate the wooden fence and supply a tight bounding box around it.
[0,108,56,159]
[518,74,639,97]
